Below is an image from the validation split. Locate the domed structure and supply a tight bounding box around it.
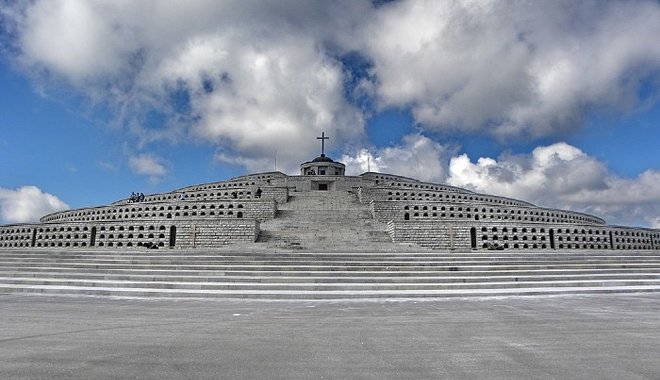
[300,154,346,176]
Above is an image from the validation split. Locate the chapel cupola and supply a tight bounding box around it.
[300,132,346,176]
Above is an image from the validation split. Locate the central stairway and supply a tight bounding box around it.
[1,249,660,299]
[256,191,423,252]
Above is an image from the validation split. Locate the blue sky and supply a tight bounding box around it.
[1,0,659,228]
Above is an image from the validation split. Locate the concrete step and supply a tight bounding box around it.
[3,276,660,291]
[2,257,660,267]
[2,283,660,299]
[257,190,401,251]
[2,249,659,299]
[2,261,660,272]
[1,267,659,278]
[1,271,659,284]
[4,250,660,260]
[2,254,660,268]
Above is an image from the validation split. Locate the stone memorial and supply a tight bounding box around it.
[1,132,659,252]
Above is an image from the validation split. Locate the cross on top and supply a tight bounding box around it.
[317,132,329,156]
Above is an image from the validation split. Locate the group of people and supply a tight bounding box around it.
[137,188,262,203]
[129,192,146,203]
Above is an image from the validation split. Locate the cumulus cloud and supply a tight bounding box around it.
[359,0,660,138]
[341,134,454,182]
[0,186,69,224]
[128,153,168,181]
[5,0,368,172]
[4,0,659,167]
[447,143,609,201]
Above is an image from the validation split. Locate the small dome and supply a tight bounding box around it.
[311,155,334,163]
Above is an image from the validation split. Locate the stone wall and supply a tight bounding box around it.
[386,221,473,251]
[371,200,605,225]
[0,225,34,248]
[360,187,533,208]
[41,199,276,223]
[226,172,288,183]
[282,176,365,192]
[0,218,259,249]
[109,174,286,206]
[261,187,289,204]
[168,220,259,249]
[387,220,660,251]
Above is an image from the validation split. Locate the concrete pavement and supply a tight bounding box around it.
[1,294,659,379]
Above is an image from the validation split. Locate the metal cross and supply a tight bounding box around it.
[317,132,329,156]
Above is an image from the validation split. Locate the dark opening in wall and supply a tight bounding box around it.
[90,227,97,247]
[549,229,555,249]
[169,226,176,247]
[470,227,477,249]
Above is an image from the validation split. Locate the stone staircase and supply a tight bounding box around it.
[1,249,660,299]
[256,191,425,252]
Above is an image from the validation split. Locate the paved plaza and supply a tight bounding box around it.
[1,294,659,379]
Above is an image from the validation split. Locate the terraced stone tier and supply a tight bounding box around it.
[255,191,425,252]
[1,249,659,300]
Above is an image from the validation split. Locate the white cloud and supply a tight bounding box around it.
[341,134,453,182]
[0,186,69,224]
[128,153,168,180]
[5,0,660,169]
[155,33,364,169]
[6,0,368,172]
[447,143,609,201]
[359,0,660,138]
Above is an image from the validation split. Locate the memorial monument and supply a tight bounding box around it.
[1,132,659,252]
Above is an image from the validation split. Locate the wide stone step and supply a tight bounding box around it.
[1,271,659,284]
[4,251,660,261]
[2,257,660,266]
[2,261,660,272]
[3,276,660,291]
[1,265,659,278]
[2,283,660,299]
[2,248,658,299]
